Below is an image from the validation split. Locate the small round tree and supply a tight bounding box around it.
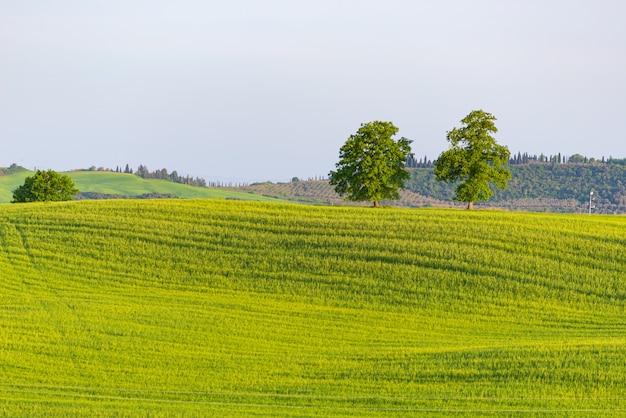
[329,121,413,207]
[12,170,79,203]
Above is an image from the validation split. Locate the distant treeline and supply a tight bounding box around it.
[82,164,208,188]
[508,153,626,165]
[134,165,207,187]
[406,153,626,168]
[405,162,626,214]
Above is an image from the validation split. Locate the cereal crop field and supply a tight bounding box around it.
[1,200,625,415]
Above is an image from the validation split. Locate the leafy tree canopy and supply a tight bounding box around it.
[434,110,511,209]
[12,170,79,203]
[568,154,586,163]
[329,121,413,207]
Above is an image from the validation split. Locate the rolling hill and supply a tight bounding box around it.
[0,169,284,204]
[1,199,625,415]
[4,162,625,213]
[238,163,626,213]
[405,163,626,214]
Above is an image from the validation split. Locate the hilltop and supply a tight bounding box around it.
[3,161,626,213]
[0,168,284,204]
[405,162,626,214]
[238,162,626,213]
[1,199,625,414]
[235,179,456,208]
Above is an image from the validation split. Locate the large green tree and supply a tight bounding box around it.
[329,121,413,207]
[434,110,511,209]
[12,170,79,203]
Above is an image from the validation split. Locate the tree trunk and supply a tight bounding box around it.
[373,201,380,208]
[466,201,473,210]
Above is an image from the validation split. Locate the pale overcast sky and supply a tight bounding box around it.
[1,1,625,183]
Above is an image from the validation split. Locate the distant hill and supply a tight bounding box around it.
[0,164,28,176]
[405,163,626,214]
[238,162,626,213]
[236,180,459,208]
[0,168,285,204]
[4,162,625,212]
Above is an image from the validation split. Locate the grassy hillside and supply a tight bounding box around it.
[0,170,283,203]
[237,180,457,208]
[0,170,31,203]
[1,200,625,415]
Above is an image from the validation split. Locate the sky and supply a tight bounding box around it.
[1,1,625,183]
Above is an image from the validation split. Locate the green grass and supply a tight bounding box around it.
[1,200,626,415]
[0,170,284,203]
[0,171,30,203]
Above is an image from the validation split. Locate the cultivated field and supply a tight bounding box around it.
[0,200,625,415]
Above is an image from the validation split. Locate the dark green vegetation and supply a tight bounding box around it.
[408,162,626,213]
[133,164,208,187]
[12,170,78,203]
[3,160,625,213]
[329,121,413,207]
[434,110,511,209]
[1,199,625,415]
[240,162,626,213]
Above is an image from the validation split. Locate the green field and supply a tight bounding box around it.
[0,170,283,203]
[1,200,625,415]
